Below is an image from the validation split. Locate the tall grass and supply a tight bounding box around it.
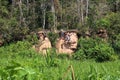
[0,41,120,80]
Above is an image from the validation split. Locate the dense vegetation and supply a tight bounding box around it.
[0,0,120,43]
[0,0,120,79]
[0,41,120,80]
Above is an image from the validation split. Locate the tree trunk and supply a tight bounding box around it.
[26,0,29,15]
[51,0,56,32]
[42,3,46,30]
[54,0,62,15]
[18,0,23,27]
[80,0,84,25]
[32,0,36,28]
[86,0,89,18]
[77,0,81,23]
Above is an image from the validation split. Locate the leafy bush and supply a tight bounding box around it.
[73,38,97,60]
[26,33,38,45]
[0,41,34,59]
[96,18,110,29]
[73,37,117,62]
[105,13,120,41]
[112,34,120,55]
[0,61,43,80]
[73,49,86,60]
[95,43,117,62]
[113,40,120,53]
[5,41,32,53]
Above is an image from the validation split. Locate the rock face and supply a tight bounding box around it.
[33,31,52,55]
[0,40,3,46]
[56,30,78,56]
[0,34,3,46]
[96,28,108,41]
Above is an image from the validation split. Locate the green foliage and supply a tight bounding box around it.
[112,34,120,54]
[95,44,117,62]
[26,33,38,45]
[73,49,86,60]
[0,0,30,43]
[44,48,61,67]
[96,18,110,28]
[0,41,120,79]
[114,40,120,53]
[5,41,32,53]
[74,38,96,60]
[48,32,59,47]
[105,13,120,39]
[82,65,120,80]
[0,63,41,80]
[0,0,120,79]
[74,38,117,62]
[46,12,55,29]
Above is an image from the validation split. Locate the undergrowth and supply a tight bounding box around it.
[0,41,120,80]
